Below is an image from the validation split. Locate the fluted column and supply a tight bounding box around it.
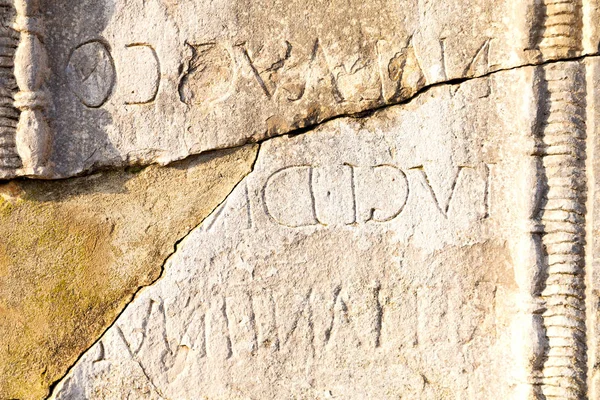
[536,0,587,398]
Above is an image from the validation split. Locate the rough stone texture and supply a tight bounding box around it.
[3,0,596,179]
[51,68,533,399]
[0,145,257,399]
[1,0,600,399]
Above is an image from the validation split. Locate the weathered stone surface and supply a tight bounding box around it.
[2,0,598,179]
[51,67,536,399]
[0,144,257,399]
[2,0,600,399]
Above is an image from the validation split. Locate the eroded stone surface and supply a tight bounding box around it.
[51,68,538,399]
[0,145,257,400]
[1,0,599,399]
[5,0,585,178]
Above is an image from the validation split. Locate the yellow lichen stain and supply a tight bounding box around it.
[0,196,118,399]
[0,145,258,400]
[0,182,23,217]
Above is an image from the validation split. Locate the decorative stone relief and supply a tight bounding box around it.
[13,0,51,177]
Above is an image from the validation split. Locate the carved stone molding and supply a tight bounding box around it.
[0,0,21,178]
[539,64,587,399]
[12,0,52,177]
[518,0,590,398]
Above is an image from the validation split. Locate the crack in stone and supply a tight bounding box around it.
[280,52,600,137]
[42,52,600,399]
[9,52,600,186]
[45,144,261,399]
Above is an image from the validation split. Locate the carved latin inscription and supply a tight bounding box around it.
[66,40,116,108]
[63,37,431,112]
[115,280,495,376]
[262,163,488,228]
[122,44,161,105]
[179,43,236,106]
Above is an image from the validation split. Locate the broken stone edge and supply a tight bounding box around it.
[2,0,600,181]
